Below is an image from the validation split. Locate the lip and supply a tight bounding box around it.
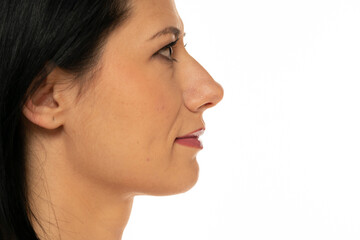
[176,128,205,139]
[175,128,205,149]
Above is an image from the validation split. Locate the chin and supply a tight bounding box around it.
[148,161,200,196]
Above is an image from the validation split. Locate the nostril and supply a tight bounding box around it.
[202,102,214,109]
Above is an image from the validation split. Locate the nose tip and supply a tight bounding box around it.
[200,80,224,111]
[183,78,224,113]
[213,81,225,105]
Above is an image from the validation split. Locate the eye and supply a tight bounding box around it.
[156,39,179,62]
[158,45,174,61]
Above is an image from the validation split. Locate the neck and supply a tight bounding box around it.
[26,133,134,240]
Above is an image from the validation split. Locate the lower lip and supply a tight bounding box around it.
[175,137,203,149]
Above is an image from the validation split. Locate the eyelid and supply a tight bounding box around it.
[161,38,179,51]
[155,38,180,62]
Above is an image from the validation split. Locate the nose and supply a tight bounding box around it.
[181,56,224,113]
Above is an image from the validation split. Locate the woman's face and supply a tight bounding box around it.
[62,0,224,196]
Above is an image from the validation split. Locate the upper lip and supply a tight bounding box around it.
[176,128,205,139]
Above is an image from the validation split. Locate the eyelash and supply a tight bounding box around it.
[156,38,187,63]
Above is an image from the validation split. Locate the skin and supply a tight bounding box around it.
[22,0,224,239]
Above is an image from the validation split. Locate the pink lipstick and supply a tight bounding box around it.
[175,128,205,149]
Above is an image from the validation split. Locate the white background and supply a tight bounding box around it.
[124,0,360,239]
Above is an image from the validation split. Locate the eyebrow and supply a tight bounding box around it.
[148,26,181,41]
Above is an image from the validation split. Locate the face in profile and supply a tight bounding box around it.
[24,0,224,199]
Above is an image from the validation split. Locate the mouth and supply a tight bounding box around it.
[175,128,205,149]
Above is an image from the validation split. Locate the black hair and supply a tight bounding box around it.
[0,0,131,238]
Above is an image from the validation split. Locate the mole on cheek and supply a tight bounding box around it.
[156,105,166,112]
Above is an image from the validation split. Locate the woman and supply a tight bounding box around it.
[0,0,224,239]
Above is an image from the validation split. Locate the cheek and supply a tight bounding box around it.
[63,64,183,191]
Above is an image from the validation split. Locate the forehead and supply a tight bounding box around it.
[128,0,183,35]
[98,0,184,64]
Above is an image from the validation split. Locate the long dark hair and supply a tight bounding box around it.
[0,0,131,238]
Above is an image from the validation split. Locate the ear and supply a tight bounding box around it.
[22,68,75,130]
